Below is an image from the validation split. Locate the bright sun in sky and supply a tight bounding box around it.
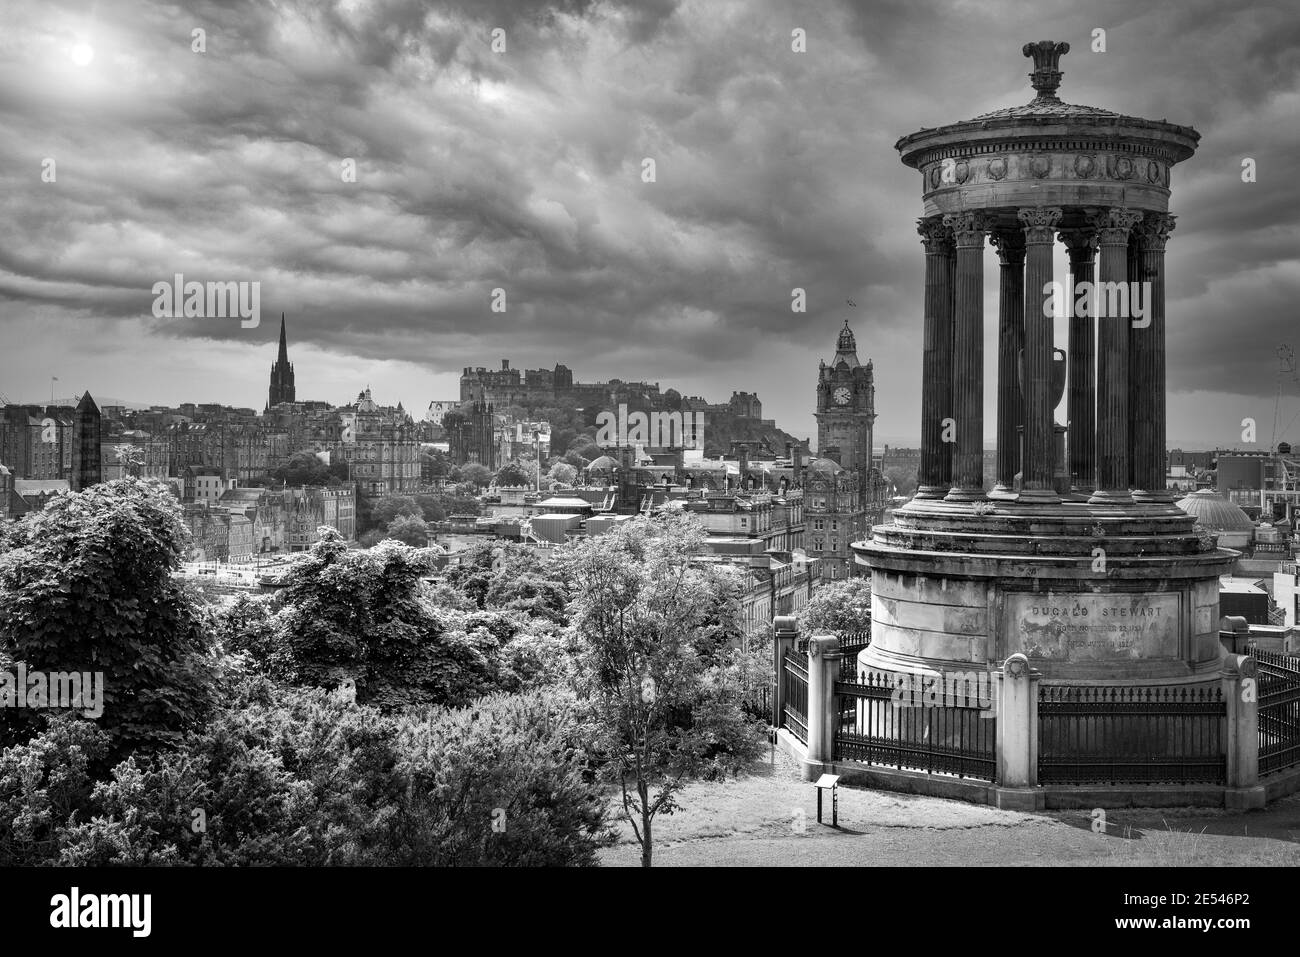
[70,42,94,66]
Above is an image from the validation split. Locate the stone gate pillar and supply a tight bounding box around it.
[995,653,1044,810]
[803,634,841,780]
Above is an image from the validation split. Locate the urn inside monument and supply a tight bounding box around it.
[1014,348,1067,488]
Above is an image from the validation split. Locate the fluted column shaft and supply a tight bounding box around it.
[916,218,955,498]
[1018,207,1062,499]
[944,240,956,487]
[943,212,991,500]
[991,229,1025,492]
[1088,207,1144,503]
[1061,228,1098,493]
[1131,213,1176,501]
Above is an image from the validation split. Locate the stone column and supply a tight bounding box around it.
[945,242,957,487]
[1060,228,1099,494]
[1018,207,1063,502]
[1222,654,1265,809]
[1131,213,1176,503]
[1086,207,1144,504]
[773,616,797,729]
[942,211,991,501]
[917,218,955,499]
[803,634,840,780]
[994,653,1043,810]
[990,229,1025,495]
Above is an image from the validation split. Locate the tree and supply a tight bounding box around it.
[386,514,430,547]
[50,682,614,866]
[882,465,918,498]
[797,576,873,636]
[372,494,422,526]
[271,450,331,487]
[413,493,446,523]
[546,462,578,487]
[0,479,217,755]
[419,448,451,482]
[555,513,765,867]
[459,463,492,488]
[495,461,532,488]
[269,532,497,709]
[113,444,144,477]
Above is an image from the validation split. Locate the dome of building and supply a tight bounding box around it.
[586,455,618,472]
[808,457,843,475]
[1176,489,1254,532]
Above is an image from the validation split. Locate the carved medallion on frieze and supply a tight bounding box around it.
[1073,154,1096,178]
[1028,155,1051,178]
[954,159,969,184]
[929,166,941,189]
[1107,155,1135,180]
[1146,160,1164,184]
[987,156,1007,180]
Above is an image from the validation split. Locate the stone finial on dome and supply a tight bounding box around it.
[1022,40,1069,102]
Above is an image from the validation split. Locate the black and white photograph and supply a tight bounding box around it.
[0,0,1296,938]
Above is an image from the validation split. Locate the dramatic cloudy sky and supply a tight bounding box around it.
[1,0,1297,449]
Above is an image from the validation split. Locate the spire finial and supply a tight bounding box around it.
[1022,40,1069,102]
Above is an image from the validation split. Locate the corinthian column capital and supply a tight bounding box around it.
[917,217,954,252]
[942,211,993,247]
[1085,206,1144,245]
[1133,212,1176,251]
[1058,228,1098,264]
[990,228,1026,265]
[1017,206,1063,243]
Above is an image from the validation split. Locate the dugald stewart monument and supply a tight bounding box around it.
[806,41,1276,810]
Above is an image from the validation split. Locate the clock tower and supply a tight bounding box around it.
[816,319,876,483]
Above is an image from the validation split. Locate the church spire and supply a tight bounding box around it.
[277,313,289,365]
[267,313,296,408]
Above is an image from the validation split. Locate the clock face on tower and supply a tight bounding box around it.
[833,387,851,406]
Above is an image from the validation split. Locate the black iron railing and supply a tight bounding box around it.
[781,648,809,744]
[834,669,997,781]
[1252,648,1300,776]
[1037,684,1226,785]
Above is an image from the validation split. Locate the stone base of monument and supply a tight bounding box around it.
[855,496,1236,684]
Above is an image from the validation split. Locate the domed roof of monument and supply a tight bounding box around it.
[808,458,843,475]
[587,455,618,471]
[968,43,1118,120]
[1176,489,1254,532]
[896,40,1200,167]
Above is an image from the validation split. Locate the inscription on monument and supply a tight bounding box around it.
[1009,593,1180,661]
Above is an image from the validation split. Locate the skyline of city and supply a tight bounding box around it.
[2,0,1298,449]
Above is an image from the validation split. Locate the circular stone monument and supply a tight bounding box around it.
[854,41,1236,684]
